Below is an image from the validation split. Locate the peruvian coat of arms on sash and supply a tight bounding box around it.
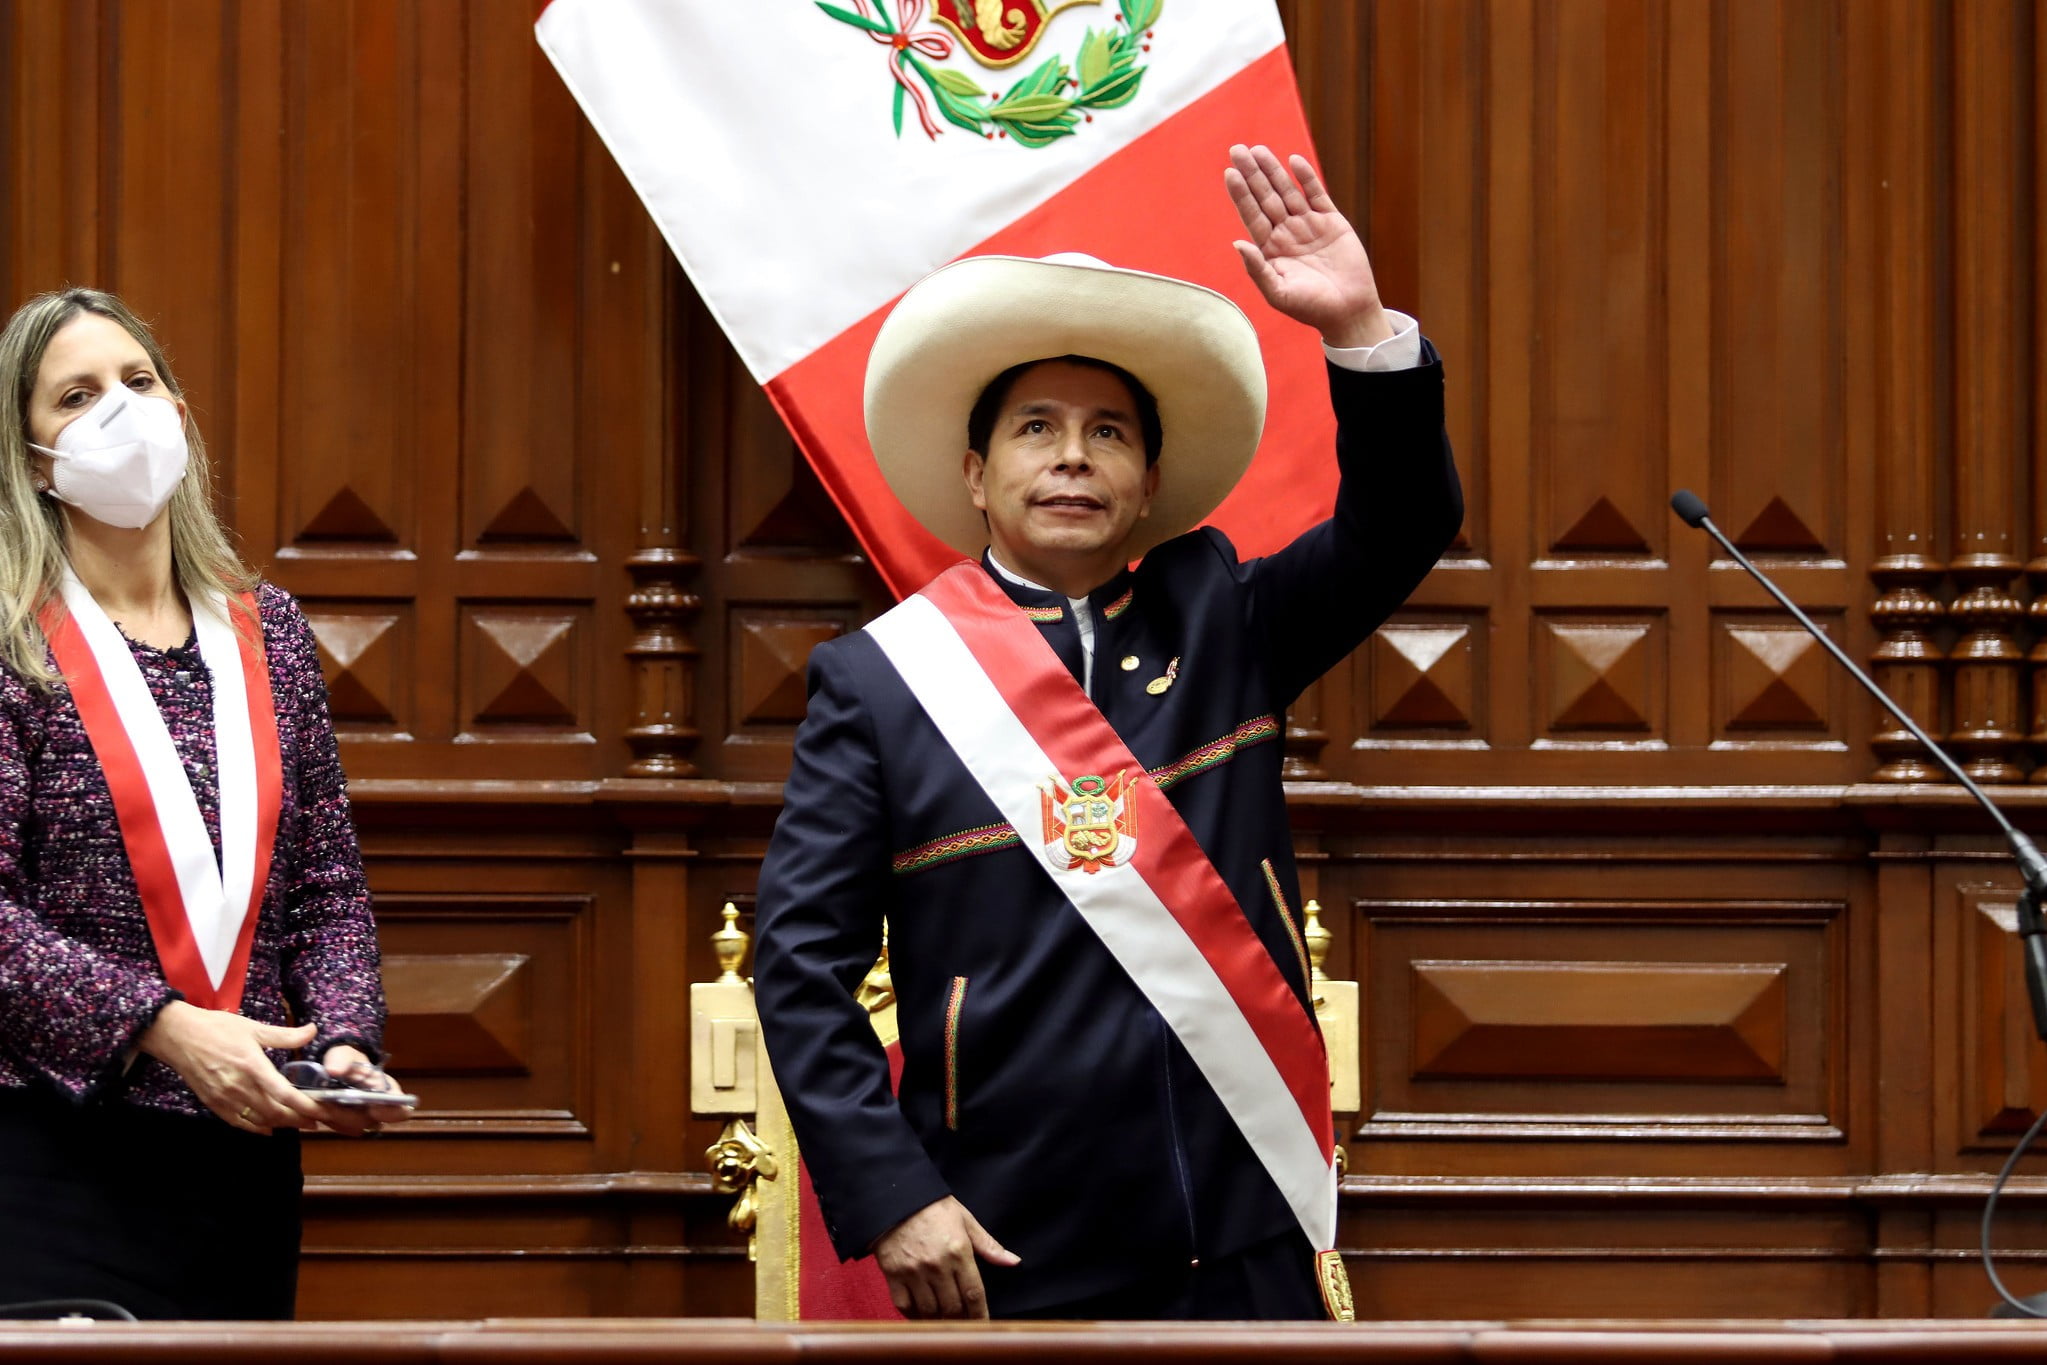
[1040,771,1138,873]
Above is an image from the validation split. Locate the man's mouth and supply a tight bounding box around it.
[1035,493,1104,511]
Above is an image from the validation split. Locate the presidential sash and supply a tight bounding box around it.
[40,575,282,1013]
[865,562,1338,1252]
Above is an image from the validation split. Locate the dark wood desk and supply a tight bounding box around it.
[0,1320,2042,1364]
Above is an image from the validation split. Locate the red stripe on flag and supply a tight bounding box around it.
[767,45,1334,598]
[795,1037,906,1320]
[918,564,1332,1156]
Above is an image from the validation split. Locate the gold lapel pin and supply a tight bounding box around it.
[1120,655,1140,671]
[1145,656,1180,696]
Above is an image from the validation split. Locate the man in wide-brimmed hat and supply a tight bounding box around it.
[756,144,1462,1321]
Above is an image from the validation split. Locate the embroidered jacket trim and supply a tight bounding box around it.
[889,715,1280,878]
[1261,857,1311,986]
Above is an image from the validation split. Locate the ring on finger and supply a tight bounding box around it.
[237,1105,254,1123]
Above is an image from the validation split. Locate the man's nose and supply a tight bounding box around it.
[1051,431,1093,471]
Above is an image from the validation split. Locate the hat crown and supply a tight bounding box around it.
[864,254,1267,563]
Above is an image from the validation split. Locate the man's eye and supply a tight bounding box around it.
[1021,419,1048,435]
[1094,426,1124,441]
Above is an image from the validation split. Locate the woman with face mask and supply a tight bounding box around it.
[0,288,406,1319]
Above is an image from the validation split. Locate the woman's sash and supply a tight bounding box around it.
[864,562,1338,1253]
[40,575,281,1013]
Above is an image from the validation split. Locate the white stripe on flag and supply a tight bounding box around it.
[536,0,1286,382]
[867,592,1336,1250]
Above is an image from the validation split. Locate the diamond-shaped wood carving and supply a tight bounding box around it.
[737,618,844,726]
[1412,961,1787,1083]
[478,486,576,543]
[465,609,581,727]
[1554,495,1649,553]
[305,609,405,727]
[1546,622,1654,732]
[381,952,532,1075]
[1370,624,1475,730]
[1723,624,1828,730]
[1735,495,1824,553]
[711,353,864,554]
[731,433,859,554]
[298,485,397,543]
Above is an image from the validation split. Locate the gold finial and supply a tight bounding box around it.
[855,919,895,1015]
[712,901,750,983]
[1304,899,1331,986]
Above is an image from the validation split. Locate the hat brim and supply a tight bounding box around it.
[864,255,1267,561]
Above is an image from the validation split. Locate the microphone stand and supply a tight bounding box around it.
[1670,490,2047,1316]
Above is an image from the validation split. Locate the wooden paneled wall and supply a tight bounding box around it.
[5,0,2047,1321]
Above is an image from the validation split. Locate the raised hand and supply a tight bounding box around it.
[1224,143,1392,349]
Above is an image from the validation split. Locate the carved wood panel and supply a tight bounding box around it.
[1359,896,1847,1141]
[683,297,890,782]
[1945,878,2047,1156]
[4,2,663,785]
[367,893,595,1138]
[1307,0,1886,786]
[9,0,2047,1326]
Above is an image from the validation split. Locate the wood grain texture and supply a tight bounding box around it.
[9,0,2047,1325]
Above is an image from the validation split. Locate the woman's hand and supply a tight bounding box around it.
[314,1043,414,1137]
[137,1000,330,1134]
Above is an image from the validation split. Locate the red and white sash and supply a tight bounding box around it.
[40,573,281,1013]
[865,562,1338,1251]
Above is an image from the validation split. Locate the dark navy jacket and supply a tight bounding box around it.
[754,355,1461,1313]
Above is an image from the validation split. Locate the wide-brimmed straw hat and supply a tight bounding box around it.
[864,253,1267,561]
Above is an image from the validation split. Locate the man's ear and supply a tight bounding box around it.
[1135,461,1161,518]
[963,449,989,512]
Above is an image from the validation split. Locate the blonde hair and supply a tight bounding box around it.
[0,288,256,686]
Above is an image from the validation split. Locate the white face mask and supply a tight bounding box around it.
[30,391,190,529]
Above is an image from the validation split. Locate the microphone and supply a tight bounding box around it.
[1669,491,2047,1039]
[1671,489,1711,529]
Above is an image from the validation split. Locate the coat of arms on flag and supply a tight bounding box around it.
[1040,771,1138,873]
[817,0,1162,145]
[934,0,1099,65]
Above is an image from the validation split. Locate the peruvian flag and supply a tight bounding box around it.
[537,0,1329,597]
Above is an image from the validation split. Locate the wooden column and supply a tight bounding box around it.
[623,265,702,779]
[2033,6,2047,785]
[1946,0,2030,785]
[1279,0,1364,788]
[1857,0,1946,783]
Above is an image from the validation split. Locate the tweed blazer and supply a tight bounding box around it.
[0,582,385,1117]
